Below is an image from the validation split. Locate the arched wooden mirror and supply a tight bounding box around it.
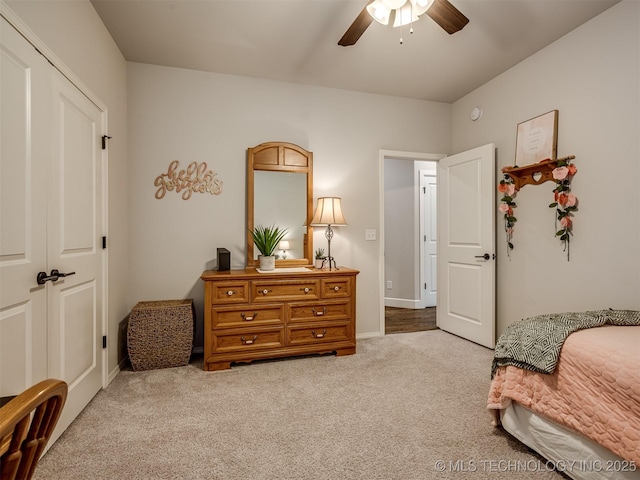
[247,142,313,267]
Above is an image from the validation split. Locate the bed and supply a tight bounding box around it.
[487,310,640,480]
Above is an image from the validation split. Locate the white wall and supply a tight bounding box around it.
[9,0,633,360]
[384,158,415,305]
[451,0,640,335]
[5,0,129,379]
[383,158,437,307]
[127,62,451,346]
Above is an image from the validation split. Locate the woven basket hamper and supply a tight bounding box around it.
[127,299,194,371]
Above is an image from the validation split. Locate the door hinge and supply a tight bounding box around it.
[102,236,107,249]
[424,283,427,290]
[102,335,107,349]
[101,135,112,150]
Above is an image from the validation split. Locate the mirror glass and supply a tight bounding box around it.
[246,142,313,267]
[253,171,307,260]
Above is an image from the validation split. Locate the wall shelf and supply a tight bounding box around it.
[502,155,575,190]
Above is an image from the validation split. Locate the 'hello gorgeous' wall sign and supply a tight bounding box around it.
[154,160,223,200]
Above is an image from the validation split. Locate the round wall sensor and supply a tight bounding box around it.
[470,107,483,121]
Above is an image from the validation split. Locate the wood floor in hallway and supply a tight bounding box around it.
[385,306,437,334]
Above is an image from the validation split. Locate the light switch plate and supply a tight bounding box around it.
[365,229,376,241]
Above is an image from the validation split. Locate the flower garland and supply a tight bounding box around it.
[498,172,518,256]
[549,157,578,260]
[498,157,578,260]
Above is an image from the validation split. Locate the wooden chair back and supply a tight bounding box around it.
[0,379,67,480]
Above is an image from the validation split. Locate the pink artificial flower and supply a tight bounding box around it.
[560,216,573,229]
[506,184,516,196]
[558,193,568,206]
[499,203,510,214]
[552,166,569,180]
[565,193,577,207]
[567,164,578,176]
[498,183,509,193]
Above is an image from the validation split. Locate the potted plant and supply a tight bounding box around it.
[249,224,288,271]
[314,248,326,269]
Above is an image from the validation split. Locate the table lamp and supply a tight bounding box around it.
[310,197,347,270]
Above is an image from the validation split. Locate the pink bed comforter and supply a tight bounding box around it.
[488,325,640,463]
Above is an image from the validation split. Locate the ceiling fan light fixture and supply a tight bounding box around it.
[366,0,392,25]
[380,0,408,9]
[393,3,419,27]
[410,0,433,16]
[415,0,434,9]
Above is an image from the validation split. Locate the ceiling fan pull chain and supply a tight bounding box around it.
[410,1,414,35]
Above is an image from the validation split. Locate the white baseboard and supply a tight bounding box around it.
[384,297,421,309]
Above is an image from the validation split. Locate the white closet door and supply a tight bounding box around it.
[0,15,50,394]
[1,16,105,446]
[47,69,104,441]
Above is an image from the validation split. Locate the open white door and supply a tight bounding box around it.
[437,144,495,348]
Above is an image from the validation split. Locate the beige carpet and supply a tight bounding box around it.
[34,331,564,479]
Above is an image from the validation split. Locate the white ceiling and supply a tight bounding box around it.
[90,0,619,103]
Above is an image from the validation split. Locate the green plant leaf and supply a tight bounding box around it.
[508,242,514,249]
[549,202,557,208]
[249,224,289,257]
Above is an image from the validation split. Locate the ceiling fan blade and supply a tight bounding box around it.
[426,0,469,35]
[338,4,374,46]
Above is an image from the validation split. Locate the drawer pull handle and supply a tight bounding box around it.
[241,335,258,345]
[241,312,258,321]
[333,286,341,292]
[312,307,327,316]
[226,290,235,296]
[301,287,311,293]
[261,289,271,295]
[312,329,327,339]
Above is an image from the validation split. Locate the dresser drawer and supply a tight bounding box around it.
[287,300,350,324]
[321,277,352,299]
[211,327,285,354]
[212,304,284,329]
[287,322,352,347]
[251,279,320,303]
[210,281,250,304]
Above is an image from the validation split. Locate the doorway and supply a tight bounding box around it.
[379,150,445,335]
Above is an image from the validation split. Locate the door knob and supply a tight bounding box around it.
[50,269,75,278]
[474,253,491,260]
[36,269,76,285]
[36,271,57,285]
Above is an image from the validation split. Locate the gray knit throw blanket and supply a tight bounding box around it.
[491,309,640,378]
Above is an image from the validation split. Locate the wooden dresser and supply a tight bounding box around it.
[201,267,359,371]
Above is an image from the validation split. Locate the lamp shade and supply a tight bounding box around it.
[278,240,290,250]
[310,197,347,226]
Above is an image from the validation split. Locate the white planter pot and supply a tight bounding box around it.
[259,255,276,271]
[315,258,325,269]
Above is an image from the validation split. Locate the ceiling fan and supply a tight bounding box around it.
[338,0,469,46]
